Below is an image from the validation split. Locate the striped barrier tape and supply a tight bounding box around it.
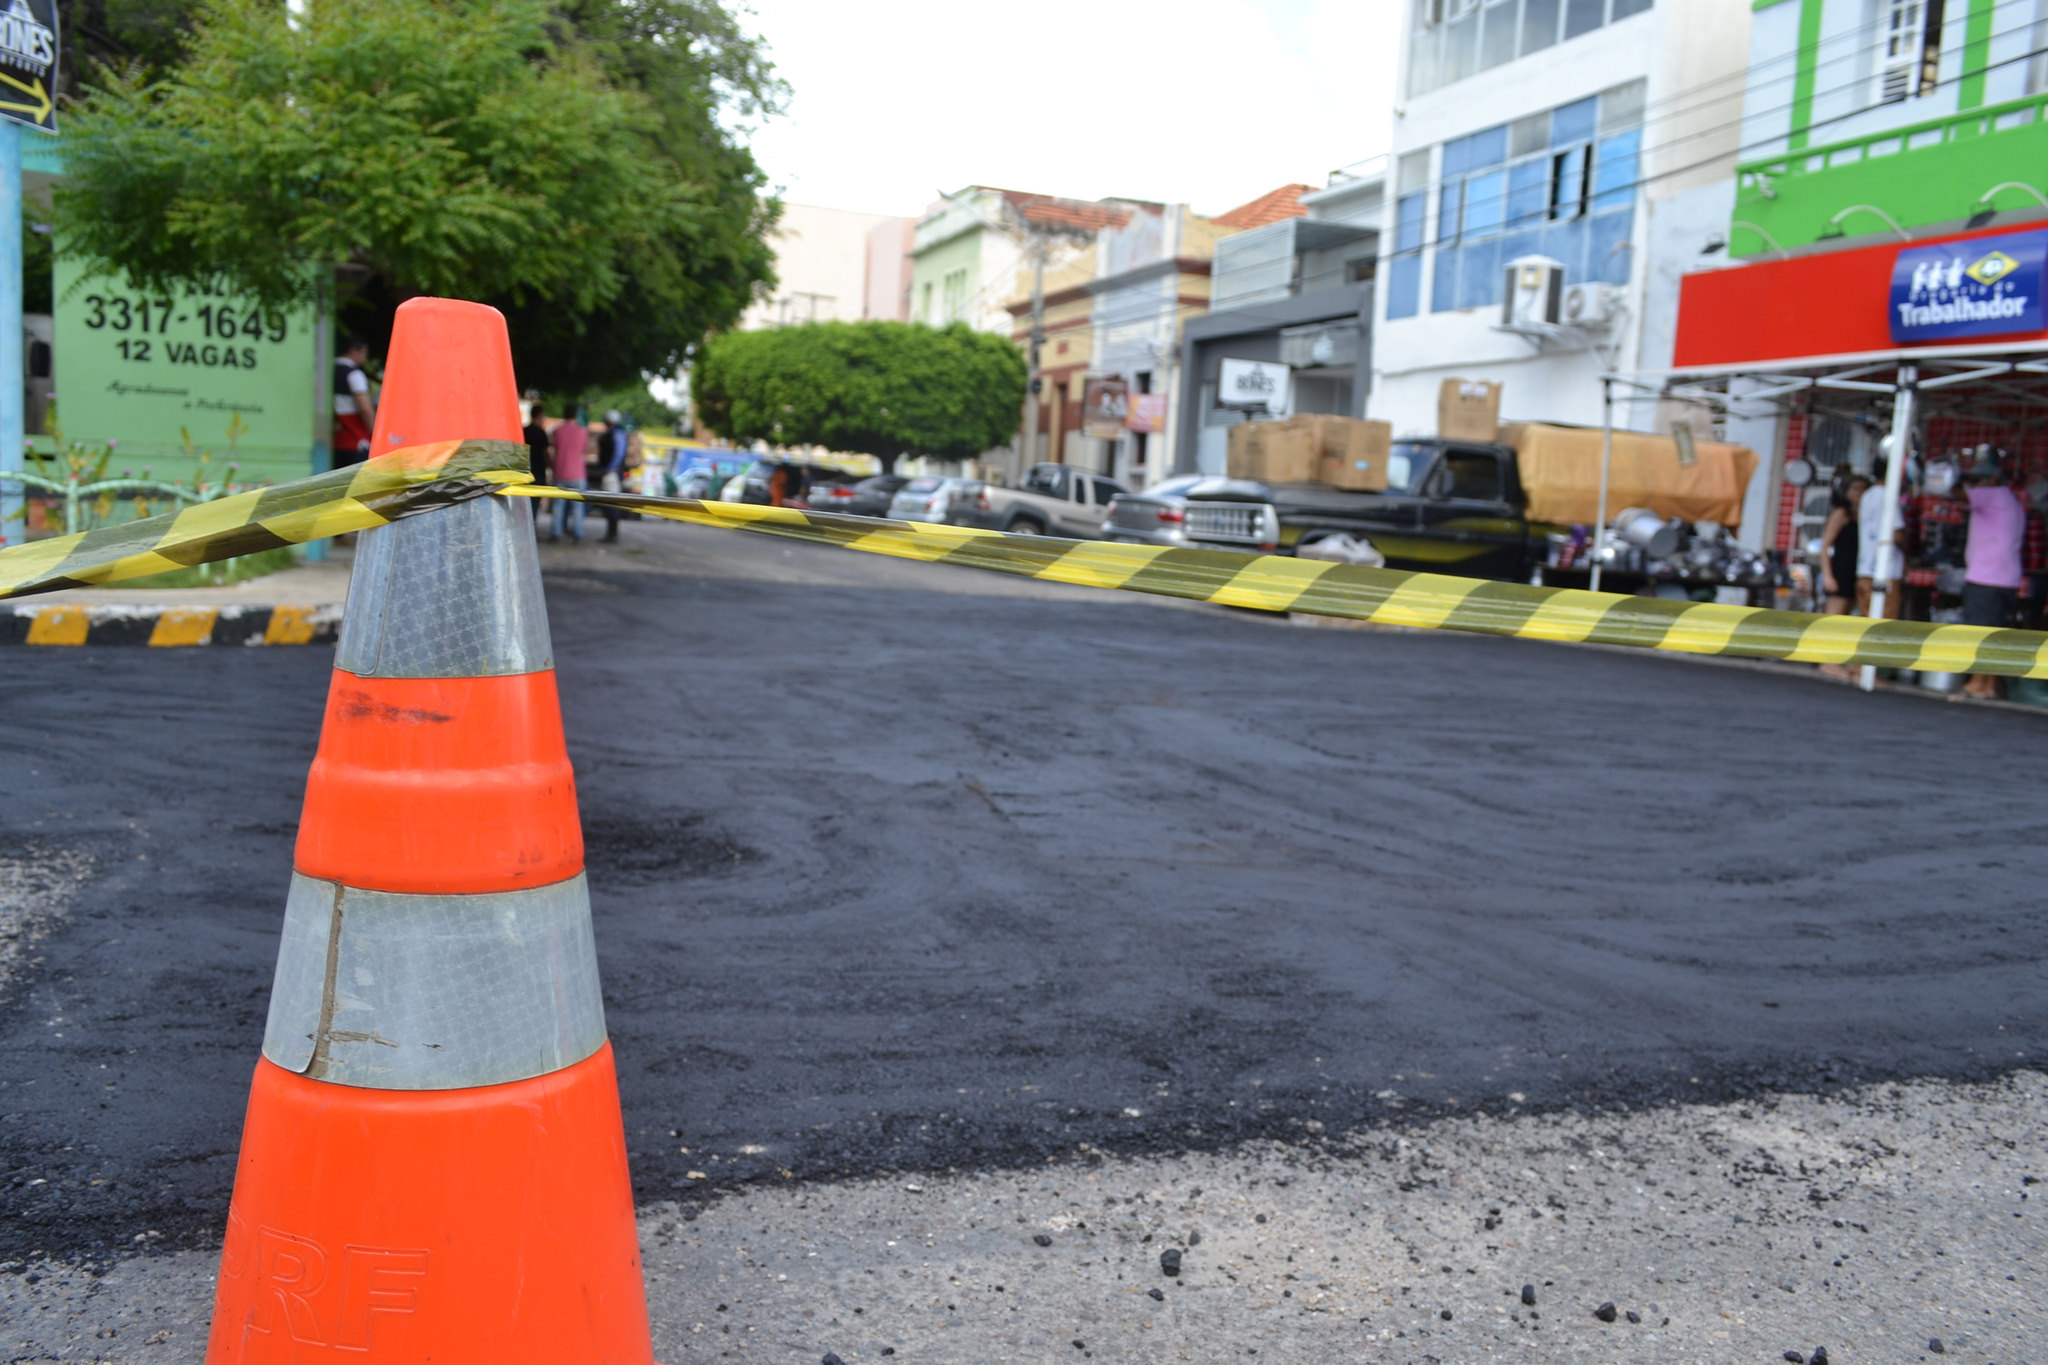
[3,445,2045,679]
[2,602,341,646]
[510,484,2048,681]
[0,438,528,601]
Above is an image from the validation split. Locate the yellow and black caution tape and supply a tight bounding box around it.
[4,447,2045,680]
[0,439,528,600]
[513,484,2048,681]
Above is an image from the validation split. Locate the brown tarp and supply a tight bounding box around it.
[1501,423,1760,528]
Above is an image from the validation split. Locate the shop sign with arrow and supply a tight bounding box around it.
[0,0,56,132]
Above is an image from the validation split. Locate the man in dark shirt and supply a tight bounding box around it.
[524,399,554,537]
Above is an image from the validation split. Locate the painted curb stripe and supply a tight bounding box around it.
[514,486,2048,680]
[2,603,342,646]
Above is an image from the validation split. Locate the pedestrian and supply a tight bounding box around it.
[596,409,628,542]
[332,336,376,467]
[524,398,554,538]
[550,408,590,545]
[1817,473,1868,681]
[1856,458,1905,620]
[1821,474,1866,614]
[1959,455,2024,699]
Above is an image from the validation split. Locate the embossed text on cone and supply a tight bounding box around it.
[205,300,656,1364]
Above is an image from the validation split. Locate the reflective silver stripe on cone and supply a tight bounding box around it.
[336,494,553,678]
[263,872,606,1090]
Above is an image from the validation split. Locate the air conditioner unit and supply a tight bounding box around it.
[1562,281,1624,328]
[1501,255,1564,327]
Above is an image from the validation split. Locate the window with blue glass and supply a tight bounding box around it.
[1408,0,1654,99]
[1385,149,1432,321]
[1421,79,1641,315]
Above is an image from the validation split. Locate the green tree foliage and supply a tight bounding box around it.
[694,322,1027,471]
[53,0,780,392]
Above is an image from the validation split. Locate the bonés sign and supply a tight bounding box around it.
[0,0,56,132]
[1889,229,2046,343]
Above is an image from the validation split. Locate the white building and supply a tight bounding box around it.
[1372,0,1752,438]
[737,202,915,331]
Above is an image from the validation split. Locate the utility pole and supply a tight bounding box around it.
[1019,241,1046,474]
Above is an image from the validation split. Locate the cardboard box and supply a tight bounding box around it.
[1316,418,1393,490]
[1227,418,1318,483]
[1231,414,1393,485]
[1438,378,1502,442]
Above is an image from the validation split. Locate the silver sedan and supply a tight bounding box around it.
[1101,475,1278,551]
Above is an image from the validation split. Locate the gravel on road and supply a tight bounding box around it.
[7,1070,2040,1363]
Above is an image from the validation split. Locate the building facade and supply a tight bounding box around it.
[1175,173,1383,475]
[736,202,914,331]
[999,203,1236,487]
[907,189,1030,334]
[1735,0,2048,258]
[1373,0,1751,437]
[1664,0,2048,564]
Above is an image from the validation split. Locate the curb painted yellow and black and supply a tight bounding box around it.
[1,602,341,647]
[5,437,2048,680]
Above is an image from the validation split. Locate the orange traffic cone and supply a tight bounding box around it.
[205,299,656,1363]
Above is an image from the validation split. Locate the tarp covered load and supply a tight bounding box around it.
[1502,423,1759,528]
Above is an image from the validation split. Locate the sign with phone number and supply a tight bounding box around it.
[54,257,317,471]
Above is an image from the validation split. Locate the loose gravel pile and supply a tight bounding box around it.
[8,1071,2040,1363]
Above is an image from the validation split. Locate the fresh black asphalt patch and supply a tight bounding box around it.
[3,523,2046,1268]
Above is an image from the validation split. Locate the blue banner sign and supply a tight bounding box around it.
[1889,230,2047,343]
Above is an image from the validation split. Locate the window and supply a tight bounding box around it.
[1423,81,1641,314]
[1440,452,1503,501]
[1410,0,1651,97]
[920,282,934,323]
[941,268,968,323]
[1386,150,1431,320]
[1877,0,1944,104]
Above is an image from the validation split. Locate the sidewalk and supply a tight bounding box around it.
[3,546,352,646]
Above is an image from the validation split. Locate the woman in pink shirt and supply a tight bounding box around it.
[1961,457,2024,698]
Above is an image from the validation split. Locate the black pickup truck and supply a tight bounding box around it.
[1185,438,1556,581]
[1179,436,1774,597]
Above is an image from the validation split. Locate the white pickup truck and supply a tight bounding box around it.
[981,463,1128,538]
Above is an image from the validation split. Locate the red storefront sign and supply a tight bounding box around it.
[1674,222,2048,370]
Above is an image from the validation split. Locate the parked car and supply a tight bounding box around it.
[1101,474,1277,551]
[801,473,909,517]
[980,463,1126,538]
[888,476,990,525]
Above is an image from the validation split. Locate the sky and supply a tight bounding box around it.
[732,0,1404,221]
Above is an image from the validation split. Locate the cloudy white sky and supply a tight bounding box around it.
[733,0,1404,220]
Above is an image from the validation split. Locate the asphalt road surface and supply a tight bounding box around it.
[3,520,2046,1359]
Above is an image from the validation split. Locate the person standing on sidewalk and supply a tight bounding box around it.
[524,399,555,538]
[595,409,628,542]
[550,409,591,544]
[1857,458,1905,620]
[1960,457,2025,699]
[332,337,376,467]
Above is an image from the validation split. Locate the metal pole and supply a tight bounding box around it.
[1861,362,1916,693]
[0,122,21,548]
[1019,241,1045,477]
[1590,376,1615,594]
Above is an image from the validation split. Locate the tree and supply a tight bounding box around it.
[52,0,780,392]
[693,321,1028,472]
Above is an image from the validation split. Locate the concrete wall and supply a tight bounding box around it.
[864,218,915,321]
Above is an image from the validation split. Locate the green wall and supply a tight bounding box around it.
[909,228,983,327]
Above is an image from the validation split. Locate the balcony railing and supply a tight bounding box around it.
[1729,93,2048,255]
